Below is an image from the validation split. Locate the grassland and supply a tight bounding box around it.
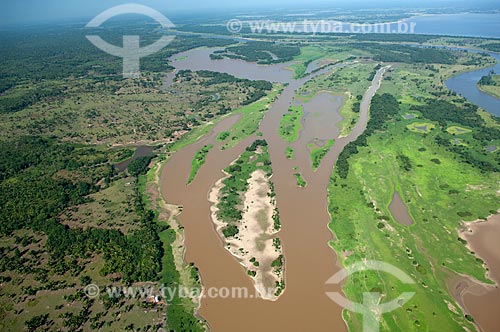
[406,122,436,134]
[477,74,500,99]
[288,45,359,79]
[328,53,500,331]
[329,117,499,332]
[0,71,267,147]
[447,126,472,135]
[60,177,140,233]
[288,46,326,78]
[278,105,303,143]
[309,139,335,171]
[187,144,213,184]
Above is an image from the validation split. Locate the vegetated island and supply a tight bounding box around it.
[208,140,285,299]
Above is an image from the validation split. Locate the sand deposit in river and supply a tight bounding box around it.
[209,169,284,300]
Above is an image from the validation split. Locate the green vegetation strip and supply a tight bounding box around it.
[285,146,295,160]
[293,172,307,187]
[309,139,334,171]
[222,86,283,149]
[478,73,500,99]
[279,105,303,143]
[217,131,230,141]
[289,46,325,78]
[142,160,205,332]
[187,144,213,184]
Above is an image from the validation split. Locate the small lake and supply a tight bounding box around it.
[389,191,414,226]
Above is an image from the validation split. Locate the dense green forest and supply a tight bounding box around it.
[210,41,300,64]
[177,70,273,105]
[478,72,497,86]
[0,137,162,283]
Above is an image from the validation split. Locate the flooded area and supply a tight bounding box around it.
[163,47,294,90]
[389,191,414,226]
[452,214,500,332]
[115,145,155,172]
[160,46,390,331]
[300,93,344,142]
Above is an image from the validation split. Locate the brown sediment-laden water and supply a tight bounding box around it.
[389,191,414,226]
[162,47,294,90]
[159,48,391,331]
[450,213,500,332]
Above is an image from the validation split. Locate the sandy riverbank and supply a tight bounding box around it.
[209,169,284,300]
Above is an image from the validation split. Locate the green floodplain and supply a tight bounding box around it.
[0,14,500,332]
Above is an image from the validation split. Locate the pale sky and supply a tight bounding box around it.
[1,0,499,24]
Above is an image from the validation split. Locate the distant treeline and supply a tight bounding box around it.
[349,33,437,43]
[348,43,457,64]
[0,23,234,113]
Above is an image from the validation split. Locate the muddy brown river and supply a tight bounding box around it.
[451,214,500,332]
[160,46,390,332]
